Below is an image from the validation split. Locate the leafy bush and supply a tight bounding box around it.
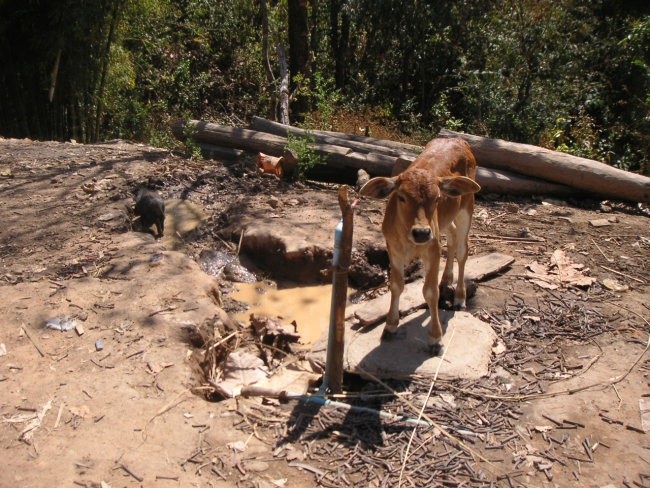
[285,131,327,181]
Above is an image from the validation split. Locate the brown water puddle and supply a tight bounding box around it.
[232,282,339,345]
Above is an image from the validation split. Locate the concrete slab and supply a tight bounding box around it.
[349,252,514,326]
[311,309,497,380]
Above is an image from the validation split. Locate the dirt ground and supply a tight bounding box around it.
[0,137,649,488]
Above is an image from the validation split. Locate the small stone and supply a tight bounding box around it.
[268,196,281,209]
[0,343,7,356]
[589,218,611,227]
[243,460,269,472]
[95,340,104,351]
[97,212,115,222]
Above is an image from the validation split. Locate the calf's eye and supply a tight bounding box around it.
[397,195,405,203]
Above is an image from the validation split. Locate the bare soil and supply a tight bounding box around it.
[0,137,648,488]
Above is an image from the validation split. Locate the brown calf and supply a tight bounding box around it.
[360,138,481,354]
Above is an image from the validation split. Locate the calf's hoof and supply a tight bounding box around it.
[438,284,455,309]
[428,343,443,356]
[381,329,396,341]
[452,301,466,311]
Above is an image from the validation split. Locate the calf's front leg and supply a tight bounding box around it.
[423,241,443,354]
[383,252,405,339]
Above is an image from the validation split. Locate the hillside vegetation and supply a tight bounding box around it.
[0,0,648,172]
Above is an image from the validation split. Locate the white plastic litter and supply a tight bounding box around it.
[45,316,77,331]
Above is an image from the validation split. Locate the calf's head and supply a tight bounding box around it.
[360,169,480,245]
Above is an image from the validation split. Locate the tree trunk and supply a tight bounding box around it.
[439,129,650,203]
[330,0,349,88]
[276,46,290,125]
[287,0,310,118]
[93,0,124,141]
[260,0,274,85]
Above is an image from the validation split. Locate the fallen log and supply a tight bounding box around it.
[175,119,582,196]
[250,116,421,156]
[393,155,579,197]
[439,129,650,203]
[172,119,398,175]
[197,143,244,161]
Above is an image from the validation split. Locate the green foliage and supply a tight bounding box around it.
[181,123,203,160]
[0,0,647,172]
[285,131,327,181]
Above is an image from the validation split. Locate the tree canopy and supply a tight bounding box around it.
[0,0,648,171]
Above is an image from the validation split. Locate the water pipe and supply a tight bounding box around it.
[240,385,431,428]
[320,218,344,394]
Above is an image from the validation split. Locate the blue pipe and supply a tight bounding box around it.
[282,390,432,427]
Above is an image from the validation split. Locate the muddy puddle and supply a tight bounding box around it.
[232,282,342,345]
[162,197,345,346]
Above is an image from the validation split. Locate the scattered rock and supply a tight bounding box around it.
[244,460,269,472]
[602,278,629,292]
[268,196,281,208]
[45,316,77,331]
[589,218,611,227]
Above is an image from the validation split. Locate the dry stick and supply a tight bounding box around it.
[237,228,245,256]
[215,232,235,251]
[206,330,240,352]
[449,334,649,402]
[600,265,647,284]
[606,301,650,328]
[119,464,144,482]
[398,326,457,487]
[590,237,613,263]
[356,367,497,471]
[143,390,192,440]
[21,326,45,357]
[555,339,604,384]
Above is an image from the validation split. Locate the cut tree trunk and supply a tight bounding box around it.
[250,116,421,155]
[250,115,415,158]
[172,119,397,174]
[439,129,650,203]
[197,143,244,162]
[394,155,578,197]
[175,119,581,196]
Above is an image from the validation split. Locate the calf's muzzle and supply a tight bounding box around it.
[410,226,433,244]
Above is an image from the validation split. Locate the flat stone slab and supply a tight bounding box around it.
[311,310,496,380]
[349,252,514,326]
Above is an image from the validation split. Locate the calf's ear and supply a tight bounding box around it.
[439,176,481,197]
[359,177,398,199]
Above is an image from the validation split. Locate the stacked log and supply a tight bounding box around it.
[439,129,650,203]
[172,118,650,203]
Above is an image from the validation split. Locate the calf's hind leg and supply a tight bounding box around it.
[451,207,472,310]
